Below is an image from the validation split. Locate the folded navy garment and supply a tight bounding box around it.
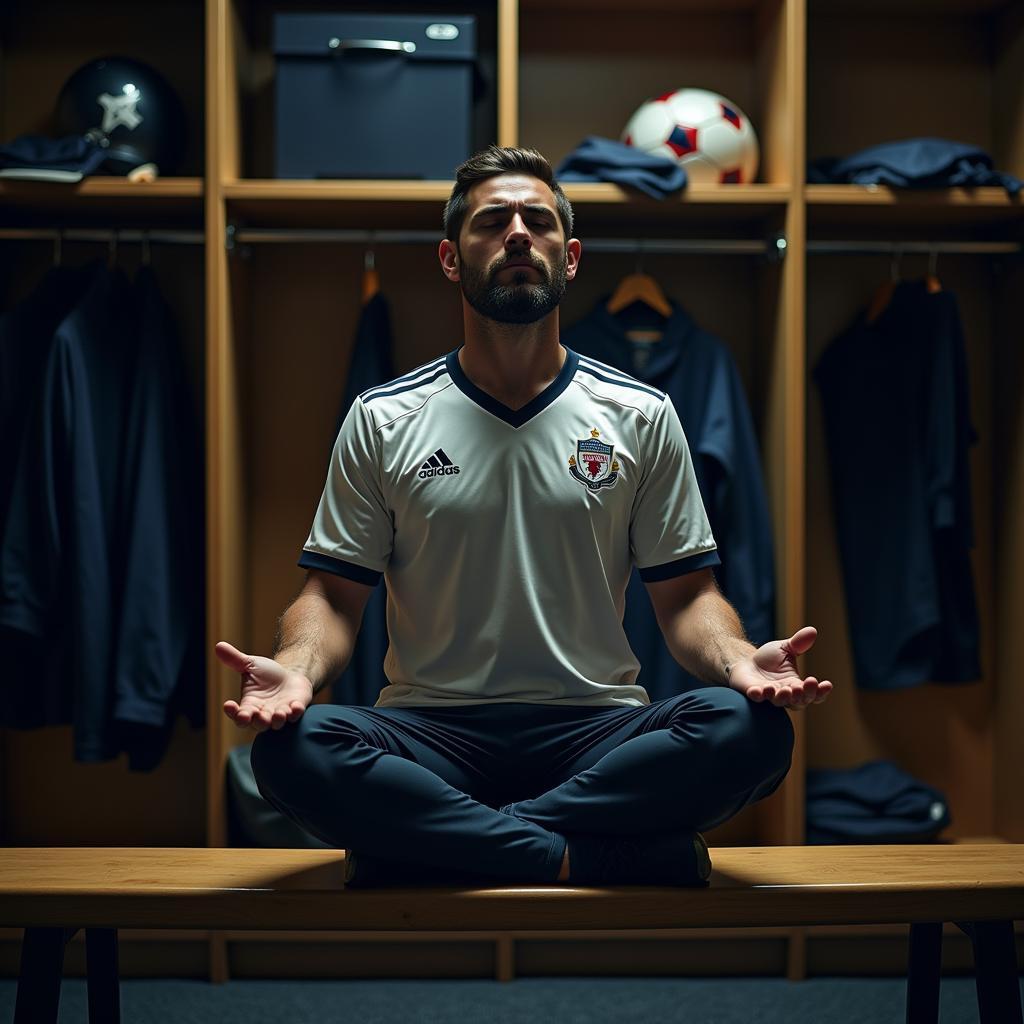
[555,136,688,199]
[0,133,108,182]
[805,759,952,844]
[808,137,1022,197]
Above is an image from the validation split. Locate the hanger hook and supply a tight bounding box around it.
[635,238,645,275]
[54,229,63,267]
[928,247,938,278]
[108,230,118,269]
[365,230,376,271]
[142,230,151,267]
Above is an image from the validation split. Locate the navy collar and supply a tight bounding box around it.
[446,344,579,428]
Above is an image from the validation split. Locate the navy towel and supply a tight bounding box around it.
[555,136,688,199]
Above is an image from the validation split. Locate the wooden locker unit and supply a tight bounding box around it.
[803,0,1024,841]
[0,0,208,848]
[1,0,1022,984]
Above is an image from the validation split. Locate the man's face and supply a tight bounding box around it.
[446,174,579,325]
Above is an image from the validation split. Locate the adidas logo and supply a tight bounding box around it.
[418,448,461,479]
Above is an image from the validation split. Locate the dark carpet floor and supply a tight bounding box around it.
[2,974,1022,1023]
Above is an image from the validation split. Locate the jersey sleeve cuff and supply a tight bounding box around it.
[638,548,721,582]
[298,550,383,586]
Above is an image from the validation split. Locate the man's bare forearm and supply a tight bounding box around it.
[272,591,358,696]
[661,587,758,687]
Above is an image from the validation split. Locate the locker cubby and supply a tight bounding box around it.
[0,237,207,846]
[518,0,796,187]
[807,0,1024,181]
[0,0,206,180]
[223,0,500,182]
[803,245,1024,842]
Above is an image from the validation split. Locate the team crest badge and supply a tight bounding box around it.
[569,428,620,491]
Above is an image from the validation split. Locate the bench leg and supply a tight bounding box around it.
[14,926,78,1024]
[955,920,1023,1024]
[86,928,121,1024]
[906,921,942,1024]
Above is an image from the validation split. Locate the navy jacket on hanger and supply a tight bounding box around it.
[0,265,93,733]
[562,298,776,699]
[1,265,92,541]
[813,279,980,689]
[113,266,206,760]
[0,262,204,768]
[329,291,396,707]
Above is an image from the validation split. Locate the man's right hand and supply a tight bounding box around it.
[215,641,314,732]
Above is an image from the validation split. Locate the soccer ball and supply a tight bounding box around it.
[621,88,759,185]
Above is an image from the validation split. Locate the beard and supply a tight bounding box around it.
[459,248,568,325]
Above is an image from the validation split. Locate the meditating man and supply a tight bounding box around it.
[216,145,832,888]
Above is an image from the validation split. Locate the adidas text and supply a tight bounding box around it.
[419,465,461,479]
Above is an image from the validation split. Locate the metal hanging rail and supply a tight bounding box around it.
[0,228,205,244]
[0,228,1020,259]
[226,229,1022,258]
[806,240,1022,255]
[226,226,779,256]
[585,238,772,255]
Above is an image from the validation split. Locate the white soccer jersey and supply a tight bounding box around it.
[299,344,719,708]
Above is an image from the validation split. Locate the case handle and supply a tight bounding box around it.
[328,38,417,55]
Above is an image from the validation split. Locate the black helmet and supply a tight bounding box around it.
[54,56,187,176]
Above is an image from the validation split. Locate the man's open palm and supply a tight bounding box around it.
[216,641,314,732]
[729,626,833,709]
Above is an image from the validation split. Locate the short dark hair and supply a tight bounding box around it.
[443,145,574,248]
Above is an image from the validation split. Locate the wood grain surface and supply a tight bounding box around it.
[0,845,1020,932]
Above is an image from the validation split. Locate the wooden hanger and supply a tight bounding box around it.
[925,248,942,294]
[362,247,379,303]
[867,249,942,324]
[606,270,672,318]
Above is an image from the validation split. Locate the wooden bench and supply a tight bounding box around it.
[1,844,1021,1023]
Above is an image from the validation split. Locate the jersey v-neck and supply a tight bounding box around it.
[445,344,580,428]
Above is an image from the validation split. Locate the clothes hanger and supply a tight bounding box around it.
[53,229,62,268]
[107,230,118,270]
[865,248,901,324]
[142,230,152,268]
[606,245,672,321]
[362,244,379,303]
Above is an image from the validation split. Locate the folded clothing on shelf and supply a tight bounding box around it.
[0,133,108,182]
[806,759,951,844]
[807,136,1023,197]
[555,136,688,198]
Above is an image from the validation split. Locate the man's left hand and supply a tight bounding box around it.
[727,626,833,709]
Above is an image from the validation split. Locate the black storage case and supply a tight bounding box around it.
[273,13,477,180]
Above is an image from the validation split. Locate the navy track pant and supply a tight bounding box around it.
[249,688,795,884]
